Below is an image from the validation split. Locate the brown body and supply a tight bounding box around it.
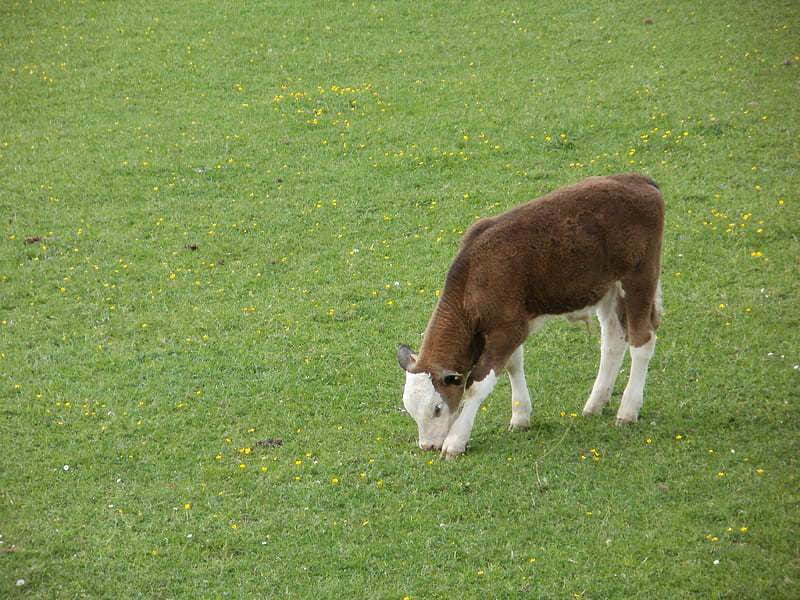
[398,174,665,456]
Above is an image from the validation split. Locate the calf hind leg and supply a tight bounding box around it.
[615,281,660,425]
[616,336,655,425]
[583,287,628,417]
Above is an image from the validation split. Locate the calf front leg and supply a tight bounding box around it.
[440,370,499,459]
[506,345,532,430]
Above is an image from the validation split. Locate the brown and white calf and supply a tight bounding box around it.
[397,173,664,458]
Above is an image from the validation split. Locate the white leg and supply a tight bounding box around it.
[583,292,627,417]
[506,346,532,430]
[441,370,499,459]
[615,335,655,425]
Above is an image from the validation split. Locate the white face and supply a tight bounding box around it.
[402,371,458,450]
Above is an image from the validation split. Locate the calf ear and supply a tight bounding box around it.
[441,370,465,387]
[397,344,419,371]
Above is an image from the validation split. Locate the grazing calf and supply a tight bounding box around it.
[397,174,664,458]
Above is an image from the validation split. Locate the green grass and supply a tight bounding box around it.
[1,1,798,598]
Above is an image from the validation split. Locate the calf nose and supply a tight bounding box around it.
[419,443,440,451]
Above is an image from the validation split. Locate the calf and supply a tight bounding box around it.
[397,174,664,458]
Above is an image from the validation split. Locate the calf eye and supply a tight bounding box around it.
[434,404,443,417]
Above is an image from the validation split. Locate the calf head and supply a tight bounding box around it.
[397,344,465,450]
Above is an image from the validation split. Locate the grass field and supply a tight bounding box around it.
[2,1,798,598]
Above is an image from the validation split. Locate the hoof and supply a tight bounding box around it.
[614,416,638,426]
[440,439,467,459]
[582,398,610,417]
[441,448,465,459]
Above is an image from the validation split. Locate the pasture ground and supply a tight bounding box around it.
[1,1,798,598]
